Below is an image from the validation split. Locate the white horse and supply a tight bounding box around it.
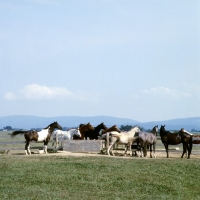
[52,128,81,147]
[107,127,140,156]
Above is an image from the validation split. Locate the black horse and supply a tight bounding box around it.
[84,122,107,140]
[159,125,193,159]
[11,122,62,155]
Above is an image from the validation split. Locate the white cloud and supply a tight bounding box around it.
[19,84,73,100]
[4,83,99,102]
[141,86,192,99]
[4,92,16,100]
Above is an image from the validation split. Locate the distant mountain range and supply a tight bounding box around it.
[0,115,200,131]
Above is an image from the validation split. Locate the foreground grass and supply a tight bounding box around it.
[0,155,200,200]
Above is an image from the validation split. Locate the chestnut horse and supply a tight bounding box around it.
[73,123,94,140]
[11,122,62,155]
[160,125,193,159]
[101,125,121,135]
[99,125,121,141]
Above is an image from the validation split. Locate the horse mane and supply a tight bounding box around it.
[43,122,56,129]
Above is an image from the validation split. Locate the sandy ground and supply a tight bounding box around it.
[2,149,200,159]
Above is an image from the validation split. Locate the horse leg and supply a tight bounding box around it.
[43,141,48,154]
[140,143,144,158]
[181,144,187,158]
[164,143,169,158]
[153,143,156,158]
[129,143,132,156]
[124,145,128,156]
[144,144,147,157]
[25,142,31,155]
[150,144,152,158]
[25,142,28,155]
[188,137,193,159]
[107,144,113,156]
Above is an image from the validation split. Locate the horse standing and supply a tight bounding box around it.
[11,122,62,155]
[99,125,121,140]
[100,125,121,136]
[159,125,193,159]
[52,128,81,147]
[137,125,158,158]
[84,122,107,140]
[107,127,140,156]
[73,123,94,140]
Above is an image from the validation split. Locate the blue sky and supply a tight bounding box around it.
[0,0,200,122]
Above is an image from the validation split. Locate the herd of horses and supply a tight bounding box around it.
[10,121,200,158]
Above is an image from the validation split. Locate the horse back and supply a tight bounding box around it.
[161,132,182,145]
[138,132,157,144]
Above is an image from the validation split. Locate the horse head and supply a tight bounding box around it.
[76,128,82,137]
[152,125,158,135]
[100,122,107,130]
[53,121,62,130]
[160,125,165,133]
[86,123,94,130]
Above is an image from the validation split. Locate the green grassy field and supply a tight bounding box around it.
[0,131,200,199]
[0,155,200,200]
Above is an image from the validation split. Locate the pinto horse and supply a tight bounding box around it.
[160,125,193,159]
[11,121,62,155]
[73,123,94,140]
[107,127,140,156]
[137,125,158,158]
[84,122,107,140]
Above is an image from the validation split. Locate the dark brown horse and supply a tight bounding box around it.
[73,123,94,140]
[84,122,107,140]
[11,122,62,155]
[160,125,193,159]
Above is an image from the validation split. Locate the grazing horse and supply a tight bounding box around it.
[73,123,94,140]
[107,127,140,156]
[160,125,193,159]
[11,122,62,155]
[84,122,107,140]
[137,125,158,158]
[52,128,81,147]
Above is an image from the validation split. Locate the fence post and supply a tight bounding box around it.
[56,132,58,150]
[106,132,109,149]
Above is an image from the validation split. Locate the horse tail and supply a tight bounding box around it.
[11,130,28,137]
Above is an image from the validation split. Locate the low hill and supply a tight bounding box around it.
[0,115,199,131]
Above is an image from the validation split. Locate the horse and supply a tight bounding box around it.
[107,127,140,156]
[11,121,62,155]
[99,125,121,141]
[84,122,107,140]
[52,128,81,147]
[192,135,200,144]
[137,125,158,158]
[159,125,193,159]
[100,125,121,136]
[73,123,94,140]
